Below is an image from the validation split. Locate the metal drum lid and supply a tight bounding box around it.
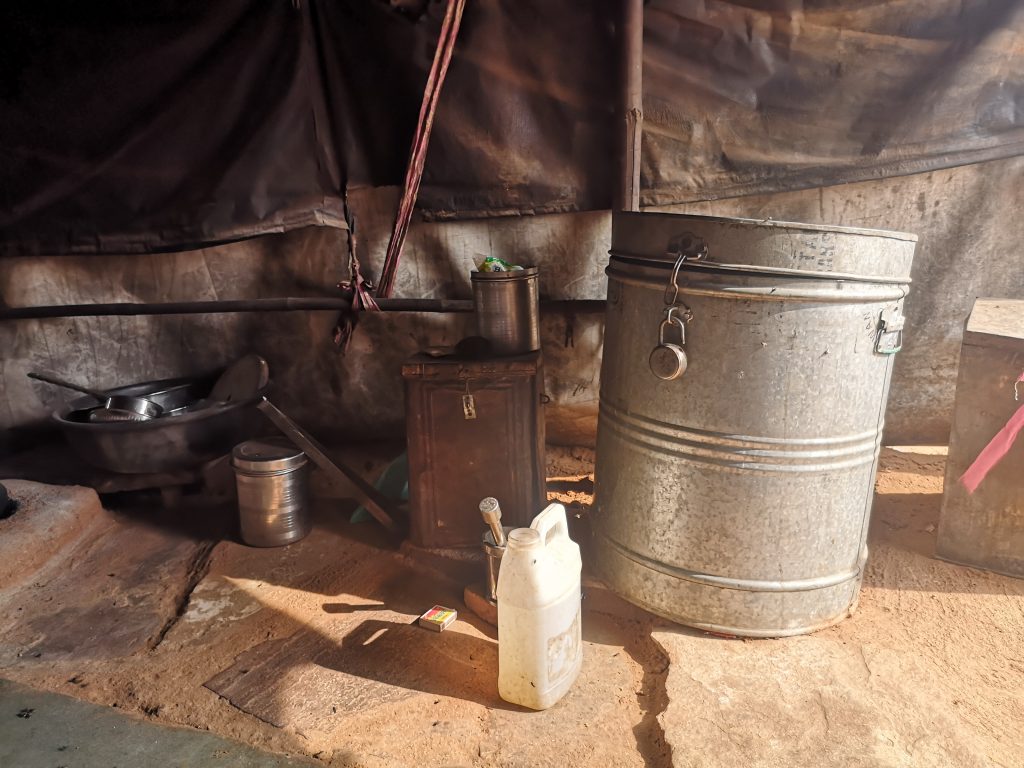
[231,438,306,473]
[610,211,917,283]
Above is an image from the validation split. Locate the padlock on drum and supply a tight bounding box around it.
[650,308,688,381]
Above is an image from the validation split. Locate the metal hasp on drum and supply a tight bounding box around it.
[594,211,917,638]
[649,231,706,381]
[876,306,905,354]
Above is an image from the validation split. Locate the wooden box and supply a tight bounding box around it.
[403,352,546,548]
[937,299,1024,577]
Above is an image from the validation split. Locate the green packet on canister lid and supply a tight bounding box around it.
[477,256,525,273]
[477,256,510,272]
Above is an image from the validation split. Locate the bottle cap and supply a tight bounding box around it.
[507,528,541,549]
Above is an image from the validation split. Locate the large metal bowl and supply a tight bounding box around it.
[54,373,266,474]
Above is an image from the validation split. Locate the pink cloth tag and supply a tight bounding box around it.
[960,371,1024,494]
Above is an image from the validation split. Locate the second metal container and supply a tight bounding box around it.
[232,438,310,547]
[483,525,515,602]
[471,266,540,355]
[593,211,917,637]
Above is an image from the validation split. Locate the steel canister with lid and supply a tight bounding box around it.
[471,266,541,355]
[232,438,310,547]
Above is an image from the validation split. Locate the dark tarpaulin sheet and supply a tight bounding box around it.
[1,0,1022,253]
[380,0,619,218]
[414,0,1024,217]
[0,1,347,255]
[284,0,618,219]
[638,0,1024,207]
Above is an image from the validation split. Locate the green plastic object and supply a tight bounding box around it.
[351,452,408,523]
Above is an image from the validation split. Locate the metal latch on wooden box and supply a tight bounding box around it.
[876,307,905,354]
[461,378,478,419]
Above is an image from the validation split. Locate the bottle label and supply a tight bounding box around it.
[547,611,581,684]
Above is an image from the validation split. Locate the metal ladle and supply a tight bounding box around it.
[28,372,163,422]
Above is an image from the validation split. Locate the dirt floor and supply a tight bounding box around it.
[1,446,1022,768]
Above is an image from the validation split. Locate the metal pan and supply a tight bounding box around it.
[28,372,163,421]
[54,373,267,474]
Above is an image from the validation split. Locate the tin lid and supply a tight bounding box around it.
[231,438,306,472]
[470,265,538,280]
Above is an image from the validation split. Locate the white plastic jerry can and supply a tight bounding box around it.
[497,502,583,710]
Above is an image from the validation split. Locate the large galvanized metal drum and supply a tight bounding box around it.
[593,212,917,637]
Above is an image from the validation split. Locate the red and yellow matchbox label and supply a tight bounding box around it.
[418,605,457,631]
